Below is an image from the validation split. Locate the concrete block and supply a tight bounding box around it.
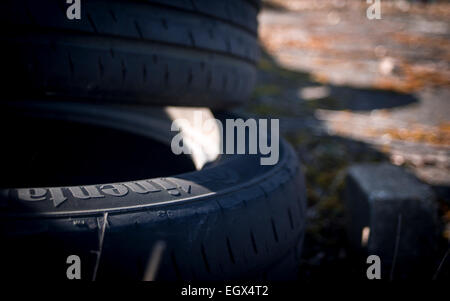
[345,163,438,279]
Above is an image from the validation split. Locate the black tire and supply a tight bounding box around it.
[0,0,260,108]
[0,102,306,281]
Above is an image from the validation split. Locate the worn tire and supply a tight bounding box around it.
[0,101,306,281]
[0,0,260,108]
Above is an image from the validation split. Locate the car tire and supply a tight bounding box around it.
[0,101,306,281]
[0,0,260,108]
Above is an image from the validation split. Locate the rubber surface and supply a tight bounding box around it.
[0,102,306,280]
[0,0,260,107]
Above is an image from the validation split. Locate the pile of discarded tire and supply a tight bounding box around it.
[0,0,307,280]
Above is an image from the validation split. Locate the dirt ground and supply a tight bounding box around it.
[238,0,450,280]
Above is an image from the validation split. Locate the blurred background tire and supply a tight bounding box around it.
[0,0,260,108]
[0,102,306,280]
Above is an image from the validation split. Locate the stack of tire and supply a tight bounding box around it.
[0,0,307,281]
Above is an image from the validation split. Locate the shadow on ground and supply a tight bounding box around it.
[251,50,419,114]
